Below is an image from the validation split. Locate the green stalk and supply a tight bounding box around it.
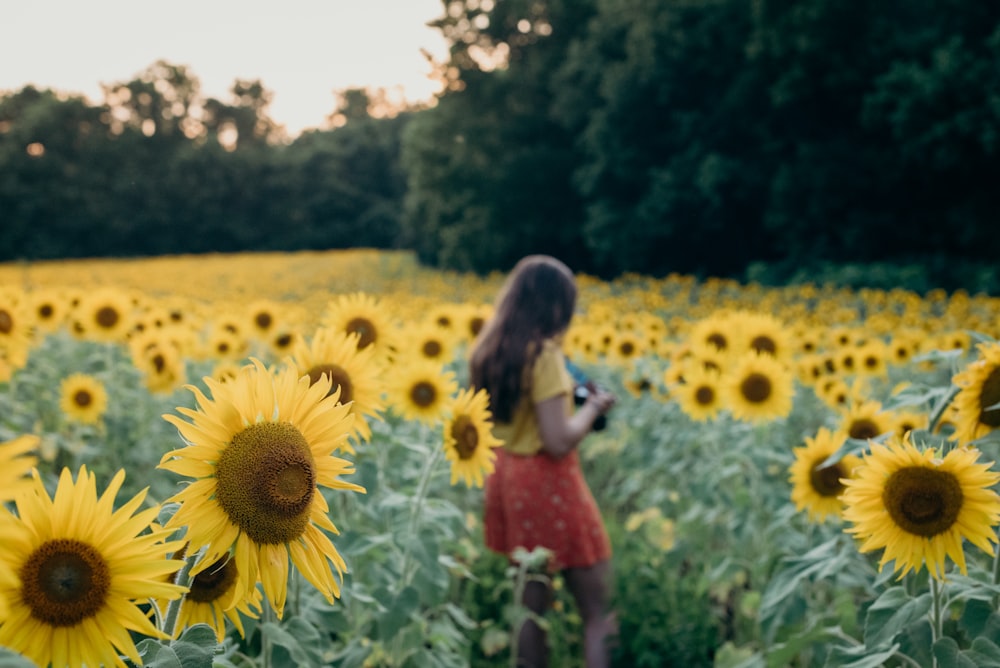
[161,553,196,639]
[930,576,943,668]
[399,441,444,587]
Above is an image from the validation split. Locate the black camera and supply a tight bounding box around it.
[566,359,608,432]
[573,382,608,432]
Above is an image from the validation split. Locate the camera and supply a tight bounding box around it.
[573,382,608,432]
[566,359,608,432]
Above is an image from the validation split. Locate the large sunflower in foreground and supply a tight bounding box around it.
[721,351,795,424]
[789,428,860,523]
[951,342,1000,446]
[841,435,1000,579]
[0,467,186,668]
[289,328,386,447]
[443,388,503,488]
[158,358,364,618]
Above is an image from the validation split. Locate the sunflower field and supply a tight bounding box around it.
[2,249,1000,668]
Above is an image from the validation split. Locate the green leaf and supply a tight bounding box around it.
[864,587,931,648]
[0,647,36,668]
[964,638,1000,667]
[136,640,183,668]
[933,637,979,668]
[765,622,840,667]
[759,537,841,624]
[377,585,420,640]
[262,617,325,668]
[959,599,997,640]
[823,644,900,668]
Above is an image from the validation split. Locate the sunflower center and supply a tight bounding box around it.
[810,460,847,497]
[274,334,293,349]
[152,353,166,373]
[255,312,273,330]
[740,373,772,403]
[451,415,479,460]
[21,539,110,627]
[307,364,354,404]
[346,317,377,349]
[695,386,715,406]
[620,342,635,357]
[73,390,93,408]
[0,309,14,334]
[39,304,54,319]
[978,368,1000,428]
[95,306,119,329]
[849,418,880,440]
[188,557,239,604]
[750,336,776,355]
[411,381,437,408]
[706,333,727,350]
[215,421,316,545]
[883,467,963,537]
[470,317,485,337]
[422,340,443,358]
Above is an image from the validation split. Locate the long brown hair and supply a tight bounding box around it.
[469,255,577,422]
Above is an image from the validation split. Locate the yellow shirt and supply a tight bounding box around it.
[494,338,573,456]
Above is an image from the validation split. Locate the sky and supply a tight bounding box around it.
[0,0,451,137]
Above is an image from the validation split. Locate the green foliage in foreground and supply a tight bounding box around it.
[4,333,1000,666]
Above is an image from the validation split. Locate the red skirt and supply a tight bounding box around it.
[484,448,611,571]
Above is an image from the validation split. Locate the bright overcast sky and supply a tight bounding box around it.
[0,0,451,136]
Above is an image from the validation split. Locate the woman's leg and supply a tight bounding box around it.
[517,577,552,667]
[563,560,617,668]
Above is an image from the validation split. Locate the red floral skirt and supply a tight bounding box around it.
[484,448,611,571]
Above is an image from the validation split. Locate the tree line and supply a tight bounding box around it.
[2,0,999,291]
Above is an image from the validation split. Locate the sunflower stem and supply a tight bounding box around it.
[992,528,1000,609]
[161,552,197,639]
[927,385,961,435]
[400,437,444,587]
[930,575,943,668]
[261,598,275,668]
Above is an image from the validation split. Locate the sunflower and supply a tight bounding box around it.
[158,358,363,618]
[289,328,385,445]
[59,373,109,425]
[733,310,795,363]
[841,435,1000,579]
[72,287,134,343]
[854,339,889,377]
[406,322,456,365]
[131,337,187,394]
[606,329,645,368]
[789,428,860,522]
[840,400,895,442]
[387,360,458,425]
[0,467,187,668]
[245,299,285,339]
[163,551,262,642]
[460,303,493,343]
[721,352,795,424]
[951,342,1000,446]
[688,310,739,354]
[0,292,32,367]
[29,287,69,335]
[322,292,399,363]
[0,435,37,501]
[672,364,723,422]
[443,388,503,488]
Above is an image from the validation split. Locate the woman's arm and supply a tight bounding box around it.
[535,389,616,459]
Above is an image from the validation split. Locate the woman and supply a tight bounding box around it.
[471,255,617,668]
